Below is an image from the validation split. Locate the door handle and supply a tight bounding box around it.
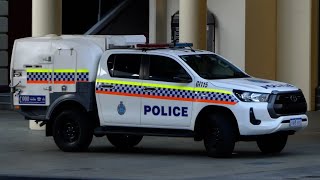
[143,87,156,91]
[100,84,114,89]
[200,93,208,97]
[43,86,52,91]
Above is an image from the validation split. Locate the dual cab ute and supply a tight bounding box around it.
[10,35,308,157]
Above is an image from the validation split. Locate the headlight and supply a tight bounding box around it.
[233,90,270,102]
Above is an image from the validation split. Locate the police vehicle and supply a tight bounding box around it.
[10,35,308,157]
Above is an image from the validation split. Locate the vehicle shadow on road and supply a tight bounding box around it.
[85,145,298,159]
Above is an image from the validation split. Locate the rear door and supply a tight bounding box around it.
[12,54,53,106]
[52,49,77,92]
[96,53,144,126]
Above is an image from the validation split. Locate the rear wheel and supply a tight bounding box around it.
[203,114,236,158]
[53,109,93,152]
[107,134,143,149]
[257,134,288,154]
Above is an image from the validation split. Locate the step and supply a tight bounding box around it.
[0,93,12,110]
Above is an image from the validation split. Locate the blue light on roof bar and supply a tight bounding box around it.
[170,43,194,48]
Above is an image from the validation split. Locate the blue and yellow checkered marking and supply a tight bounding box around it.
[54,72,75,82]
[27,72,52,82]
[26,69,89,84]
[96,80,238,105]
[76,72,89,82]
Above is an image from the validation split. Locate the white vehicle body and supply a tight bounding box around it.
[10,35,308,157]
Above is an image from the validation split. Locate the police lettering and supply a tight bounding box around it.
[144,105,188,117]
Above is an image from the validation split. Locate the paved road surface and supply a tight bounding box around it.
[0,110,319,180]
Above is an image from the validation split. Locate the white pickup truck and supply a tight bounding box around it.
[10,35,308,157]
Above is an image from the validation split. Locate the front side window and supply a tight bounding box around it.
[147,55,191,82]
[107,54,142,79]
[179,54,249,80]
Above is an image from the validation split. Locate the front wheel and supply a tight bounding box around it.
[257,134,288,154]
[53,109,93,152]
[203,114,236,158]
[107,134,143,149]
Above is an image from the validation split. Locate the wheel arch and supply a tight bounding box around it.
[194,105,240,141]
[46,94,92,120]
[45,95,99,136]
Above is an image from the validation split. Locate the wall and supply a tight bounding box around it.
[245,0,277,80]
[207,0,246,69]
[277,0,313,109]
[0,0,8,90]
[149,0,317,109]
[166,0,179,43]
[162,0,246,69]
[311,0,318,110]
[99,0,149,36]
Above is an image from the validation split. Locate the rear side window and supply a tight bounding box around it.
[107,54,142,79]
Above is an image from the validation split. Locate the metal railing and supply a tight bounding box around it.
[85,0,131,35]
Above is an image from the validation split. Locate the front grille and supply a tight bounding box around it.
[275,93,305,104]
[268,91,307,118]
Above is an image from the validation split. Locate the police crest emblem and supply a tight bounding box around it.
[117,101,126,115]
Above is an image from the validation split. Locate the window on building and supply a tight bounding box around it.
[171,10,216,52]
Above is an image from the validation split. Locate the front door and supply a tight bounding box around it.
[96,53,143,126]
[141,55,194,128]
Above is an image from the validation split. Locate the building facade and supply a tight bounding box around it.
[149,0,319,110]
[2,0,320,111]
[0,0,8,92]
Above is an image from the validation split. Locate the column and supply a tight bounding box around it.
[149,0,167,43]
[179,0,207,49]
[32,0,62,36]
[277,0,313,110]
[30,0,62,130]
[245,0,277,80]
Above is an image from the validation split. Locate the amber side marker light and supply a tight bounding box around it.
[14,106,20,110]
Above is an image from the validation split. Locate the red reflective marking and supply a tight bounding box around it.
[53,81,75,84]
[96,90,237,105]
[27,80,75,84]
[27,80,50,84]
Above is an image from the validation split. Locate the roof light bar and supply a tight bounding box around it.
[136,43,170,48]
[136,43,194,49]
[170,43,193,48]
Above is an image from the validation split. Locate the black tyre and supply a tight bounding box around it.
[107,134,143,149]
[257,134,288,154]
[53,109,93,152]
[203,114,236,158]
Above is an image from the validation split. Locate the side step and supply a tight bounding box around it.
[94,126,195,138]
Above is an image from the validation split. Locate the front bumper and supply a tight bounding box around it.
[231,102,308,136]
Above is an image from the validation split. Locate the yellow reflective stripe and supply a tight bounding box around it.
[26,69,52,73]
[96,79,142,86]
[142,82,193,91]
[96,79,232,94]
[26,69,89,73]
[194,87,232,95]
[77,69,89,73]
[54,69,75,73]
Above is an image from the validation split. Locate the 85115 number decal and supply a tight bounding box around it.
[19,95,46,104]
[196,81,208,88]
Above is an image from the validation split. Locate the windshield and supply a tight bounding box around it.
[179,54,249,80]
